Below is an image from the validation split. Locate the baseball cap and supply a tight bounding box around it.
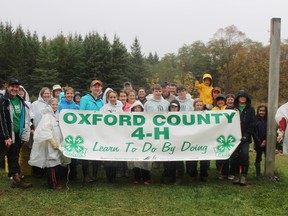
[160,81,169,87]
[91,80,103,87]
[8,78,20,86]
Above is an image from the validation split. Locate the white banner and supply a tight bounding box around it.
[59,110,241,161]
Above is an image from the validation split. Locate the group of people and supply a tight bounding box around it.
[0,73,286,189]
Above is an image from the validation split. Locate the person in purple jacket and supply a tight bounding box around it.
[253,104,267,177]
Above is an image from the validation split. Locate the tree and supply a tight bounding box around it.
[30,37,59,96]
[129,37,149,90]
[208,25,246,92]
[110,35,130,92]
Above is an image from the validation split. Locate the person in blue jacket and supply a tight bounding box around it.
[79,80,104,183]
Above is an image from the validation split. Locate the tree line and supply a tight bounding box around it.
[0,22,287,103]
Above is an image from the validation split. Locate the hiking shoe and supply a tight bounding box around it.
[239,176,247,186]
[11,173,32,189]
[228,175,235,180]
[233,176,240,185]
[218,175,227,180]
[144,180,152,185]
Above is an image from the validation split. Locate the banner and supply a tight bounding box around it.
[59,110,241,161]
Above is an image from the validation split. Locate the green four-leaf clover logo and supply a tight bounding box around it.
[62,135,87,158]
[214,135,236,157]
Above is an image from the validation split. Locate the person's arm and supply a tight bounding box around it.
[0,99,10,141]
[277,117,287,142]
[195,80,202,90]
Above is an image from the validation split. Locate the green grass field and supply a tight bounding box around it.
[1,153,288,216]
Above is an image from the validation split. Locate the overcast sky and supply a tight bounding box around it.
[1,0,287,57]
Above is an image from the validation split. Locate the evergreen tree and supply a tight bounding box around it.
[30,37,59,96]
[129,37,149,90]
[110,35,130,91]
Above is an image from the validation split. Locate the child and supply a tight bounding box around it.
[58,87,79,112]
[175,84,194,111]
[195,73,213,106]
[144,84,169,171]
[127,101,153,185]
[29,98,70,189]
[73,91,81,105]
[119,90,131,112]
[144,84,169,112]
[253,105,267,177]
[212,94,229,179]
[225,93,235,109]
[186,98,209,182]
[127,89,137,105]
[100,90,123,182]
[232,90,256,186]
[212,94,226,110]
[164,99,184,185]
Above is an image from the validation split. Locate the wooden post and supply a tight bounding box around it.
[265,18,281,176]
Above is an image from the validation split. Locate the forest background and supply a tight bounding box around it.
[0,22,288,103]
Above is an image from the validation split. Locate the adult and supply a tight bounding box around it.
[31,87,51,129]
[52,84,63,102]
[0,79,32,188]
[80,80,104,182]
[169,83,178,96]
[160,81,176,103]
[137,87,147,105]
[30,87,51,176]
[123,81,133,94]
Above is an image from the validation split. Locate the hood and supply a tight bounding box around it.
[234,90,251,106]
[129,100,144,112]
[41,105,54,115]
[19,85,30,102]
[216,94,225,101]
[169,99,180,111]
[103,87,113,104]
[202,73,213,86]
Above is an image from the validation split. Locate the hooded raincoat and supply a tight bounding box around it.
[29,106,70,168]
[195,73,213,105]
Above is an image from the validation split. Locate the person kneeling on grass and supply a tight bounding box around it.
[29,98,70,189]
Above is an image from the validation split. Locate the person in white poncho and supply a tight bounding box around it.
[127,100,153,185]
[275,102,288,154]
[100,90,123,182]
[29,98,70,189]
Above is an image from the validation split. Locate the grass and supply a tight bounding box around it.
[1,152,288,216]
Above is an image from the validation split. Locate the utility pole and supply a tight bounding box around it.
[265,18,281,176]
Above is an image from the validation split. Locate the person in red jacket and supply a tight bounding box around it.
[275,102,288,154]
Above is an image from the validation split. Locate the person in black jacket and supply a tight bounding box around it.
[232,90,256,186]
[0,78,32,188]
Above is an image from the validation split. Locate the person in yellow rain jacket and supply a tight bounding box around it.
[195,73,213,105]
